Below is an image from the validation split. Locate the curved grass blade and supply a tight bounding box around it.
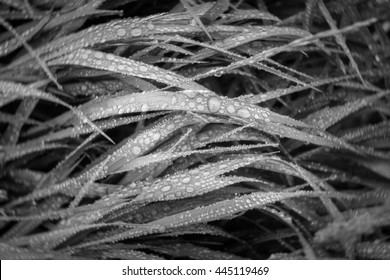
[73,191,341,248]
[0,16,61,89]
[49,49,208,91]
[0,81,114,147]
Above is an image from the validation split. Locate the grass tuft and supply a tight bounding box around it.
[0,0,389,260]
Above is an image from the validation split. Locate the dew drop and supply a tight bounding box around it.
[207,97,222,113]
[93,52,103,59]
[197,134,209,141]
[237,108,251,119]
[117,28,127,37]
[152,133,160,141]
[171,96,178,105]
[147,23,154,30]
[139,65,148,72]
[226,105,236,114]
[161,185,172,192]
[130,28,143,37]
[164,74,173,80]
[106,54,115,60]
[145,193,154,199]
[181,177,191,183]
[131,146,142,155]
[141,104,149,112]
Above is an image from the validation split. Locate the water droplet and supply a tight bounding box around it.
[226,105,236,114]
[141,104,149,112]
[131,146,142,155]
[139,65,148,72]
[207,97,222,113]
[181,177,191,183]
[237,108,251,119]
[106,54,115,60]
[145,193,154,199]
[147,23,154,30]
[117,28,127,37]
[130,28,143,37]
[161,185,172,192]
[171,96,178,105]
[164,74,173,80]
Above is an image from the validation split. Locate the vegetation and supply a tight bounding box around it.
[0,0,389,260]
